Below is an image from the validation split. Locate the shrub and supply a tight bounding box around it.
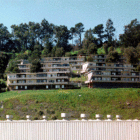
[87,56,93,62]
[124,47,139,64]
[106,51,120,63]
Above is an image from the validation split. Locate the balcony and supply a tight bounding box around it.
[8,81,69,86]
[90,79,140,83]
[8,76,69,80]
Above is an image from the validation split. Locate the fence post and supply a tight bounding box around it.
[42,115,47,121]
[80,114,88,121]
[95,114,102,121]
[26,115,32,121]
[116,115,122,121]
[107,115,112,121]
[6,115,13,121]
[61,113,70,121]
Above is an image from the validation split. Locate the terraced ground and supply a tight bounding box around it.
[0,87,140,120]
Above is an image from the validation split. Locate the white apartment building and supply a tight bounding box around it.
[7,56,84,90]
[81,55,140,88]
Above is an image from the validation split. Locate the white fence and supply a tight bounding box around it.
[0,114,140,140]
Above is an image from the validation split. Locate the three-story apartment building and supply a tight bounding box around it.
[81,55,140,88]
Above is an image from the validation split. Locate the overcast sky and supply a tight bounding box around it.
[0,0,140,39]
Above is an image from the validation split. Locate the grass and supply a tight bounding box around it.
[97,47,122,55]
[71,47,122,55]
[0,87,140,120]
[69,51,79,55]
[70,75,87,82]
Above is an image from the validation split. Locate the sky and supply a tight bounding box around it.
[0,0,140,40]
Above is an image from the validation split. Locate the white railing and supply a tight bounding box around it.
[0,114,140,140]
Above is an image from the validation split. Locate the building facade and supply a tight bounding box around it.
[81,55,140,88]
[7,56,84,90]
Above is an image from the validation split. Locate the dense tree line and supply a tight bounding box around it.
[2,18,140,75]
[0,18,139,56]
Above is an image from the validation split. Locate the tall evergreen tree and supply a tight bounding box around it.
[93,24,104,47]
[119,19,140,48]
[105,19,115,46]
[75,22,84,48]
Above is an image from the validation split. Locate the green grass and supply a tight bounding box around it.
[70,75,87,82]
[69,51,79,55]
[0,87,140,120]
[97,47,122,55]
[97,47,106,54]
[71,47,122,55]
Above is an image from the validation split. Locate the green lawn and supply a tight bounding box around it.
[0,87,140,120]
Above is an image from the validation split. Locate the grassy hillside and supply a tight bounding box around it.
[0,87,140,120]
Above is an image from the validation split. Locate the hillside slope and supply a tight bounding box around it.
[0,87,140,120]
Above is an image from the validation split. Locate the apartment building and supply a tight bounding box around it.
[81,55,140,88]
[7,56,84,90]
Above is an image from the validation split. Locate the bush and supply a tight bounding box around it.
[87,43,97,54]
[30,59,42,73]
[106,51,120,63]
[124,47,139,64]
[103,43,109,54]
[86,56,93,62]
[0,79,6,91]
[77,49,86,56]
[5,60,20,73]
[55,47,64,57]
[65,52,71,57]
[135,65,140,72]
[108,46,114,52]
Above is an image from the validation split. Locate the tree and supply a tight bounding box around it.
[11,23,29,51]
[70,27,76,45]
[75,22,84,48]
[106,50,120,63]
[0,24,11,51]
[42,47,51,57]
[136,43,140,58]
[40,19,54,47]
[124,47,139,64]
[28,22,42,51]
[0,53,9,78]
[108,46,114,52]
[87,43,97,54]
[82,29,97,50]
[30,59,42,73]
[55,47,64,57]
[87,56,93,62]
[120,19,140,48]
[65,52,71,57]
[0,79,6,91]
[77,49,86,56]
[103,43,109,54]
[93,24,104,47]
[105,19,115,46]
[5,59,20,73]
[16,52,29,60]
[54,25,71,52]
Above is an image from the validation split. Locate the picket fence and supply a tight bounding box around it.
[0,114,140,140]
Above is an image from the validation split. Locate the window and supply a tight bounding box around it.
[55,85,60,88]
[46,85,48,89]
[16,86,18,89]
[37,79,47,83]
[25,86,27,89]
[62,85,64,88]
[36,74,47,77]
[49,80,54,83]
